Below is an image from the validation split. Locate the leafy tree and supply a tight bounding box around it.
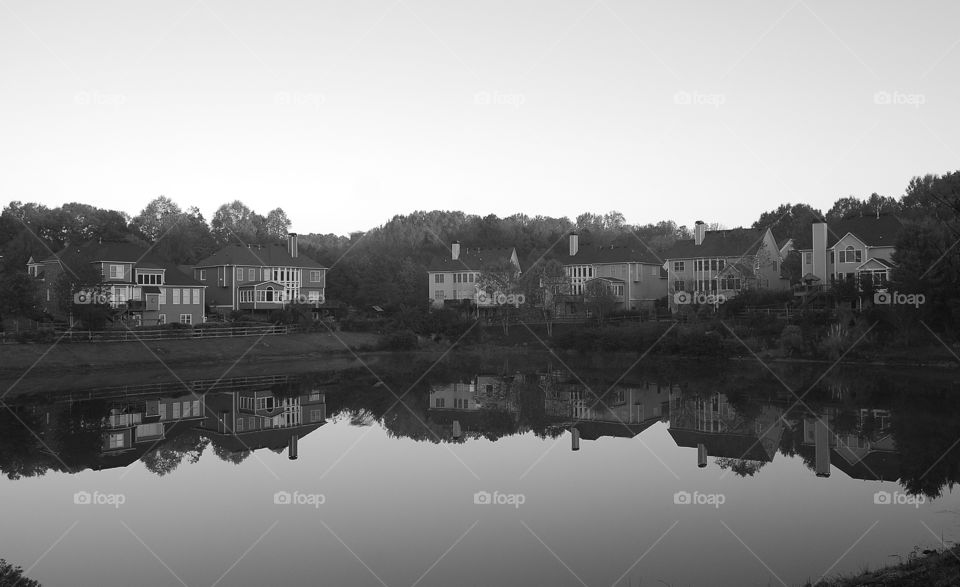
[0,558,42,586]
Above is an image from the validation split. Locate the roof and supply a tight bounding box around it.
[565,243,664,266]
[663,228,768,260]
[668,428,776,462]
[796,215,904,250]
[195,243,327,269]
[40,241,204,286]
[427,247,518,272]
[574,419,657,440]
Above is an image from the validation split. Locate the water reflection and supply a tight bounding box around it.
[1,359,958,499]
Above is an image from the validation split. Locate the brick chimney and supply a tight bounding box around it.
[452,241,460,261]
[569,232,579,256]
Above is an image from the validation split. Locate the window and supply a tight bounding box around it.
[435,398,445,408]
[803,252,812,265]
[434,274,445,283]
[651,266,659,276]
[172,403,180,419]
[198,269,206,281]
[674,281,685,291]
[109,264,123,279]
[136,272,163,285]
[673,261,685,272]
[839,246,862,263]
[434,290,445,300]
[310,409,323,422]
[310,270,322,282]
[236,418,244,431]
[468,273,475,282]
[307,290,321,302]
[236,268,244,281]
[179,313,192,324]
[158,314,166,325]
[108,433,125,449]
[248,417,255,430]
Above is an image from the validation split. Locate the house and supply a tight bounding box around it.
[192,233,328,316]
[102,393,207,454]
[426,243,521,308]
[800,409,899,481]
[559,233,668,314]
[797,214,903,290]
[662,221,788,310]
[27,240,206,326]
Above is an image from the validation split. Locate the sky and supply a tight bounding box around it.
[2,1,959,236]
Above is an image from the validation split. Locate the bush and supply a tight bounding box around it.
[779,325,804,356]
[379,329,420,350]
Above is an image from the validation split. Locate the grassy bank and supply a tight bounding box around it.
[0,331,381,382]
[813,545,960,586]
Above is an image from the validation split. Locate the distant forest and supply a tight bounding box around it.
[1,170,959,333]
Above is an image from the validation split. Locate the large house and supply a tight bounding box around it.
[797,214,903,289]
[560,233,668,313]
[427,243,521,308]
[662,221,788,309]
[27,241,206,326]
[192,234,328,316]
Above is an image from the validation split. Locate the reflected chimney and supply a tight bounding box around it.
[815,415,830,477]
[571,426,580,451]
[569,232,579,256]
[452,420,462,439]
[288,434,299,460]
[697,443,708,468]
[452,241,460,261]
[287,233,299,258]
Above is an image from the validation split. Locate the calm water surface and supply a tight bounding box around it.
[1,352,958,586]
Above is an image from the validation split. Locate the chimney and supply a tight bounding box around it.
[569,232,579,256]
[694,221,706,246]
[697,443,708,468]
[571,426,580,451]
[812,223,828,281]
[287,233,298,258]
[452,420,462,439]
[814,415,830,477]
[288,434,299,460]
[451,241,460,261]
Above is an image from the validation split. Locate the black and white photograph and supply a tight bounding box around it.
[2,2,960,585]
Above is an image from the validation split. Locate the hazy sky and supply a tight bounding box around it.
[2,1,959,235]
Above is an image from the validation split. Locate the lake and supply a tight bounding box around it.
[1,351,958,586]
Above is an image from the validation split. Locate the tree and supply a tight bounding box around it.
[477,258,522,334]
[211,201,260,244]
[131,196,182,242]
[0,558,42,586]
[522,258,569,336]
[584,279,618,322]
[264,208,291,240]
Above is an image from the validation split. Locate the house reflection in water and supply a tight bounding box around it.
[102,394,207,455]
[668,391,785,475]
[801,408,899,481]
[427,374,521,440]
[539,370,672,449]
[197,388,328,460]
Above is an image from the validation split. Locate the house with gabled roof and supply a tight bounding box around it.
[27,240,206,326]
[662,221,788,310]
[192,234,328,316]
[797,214,903,290]
[426,242,520,308]
[560,233,668,313]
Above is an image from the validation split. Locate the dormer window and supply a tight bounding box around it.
[136,271,164,285]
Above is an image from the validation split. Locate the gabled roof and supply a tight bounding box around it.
[574,419,657,440]
[195,243,326,269]
[663,228,768,260]
[668,428,776,462]
[565,243,664,266]
[796,215,904,250]
[428,247,518,272]
[39,241,203,286]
